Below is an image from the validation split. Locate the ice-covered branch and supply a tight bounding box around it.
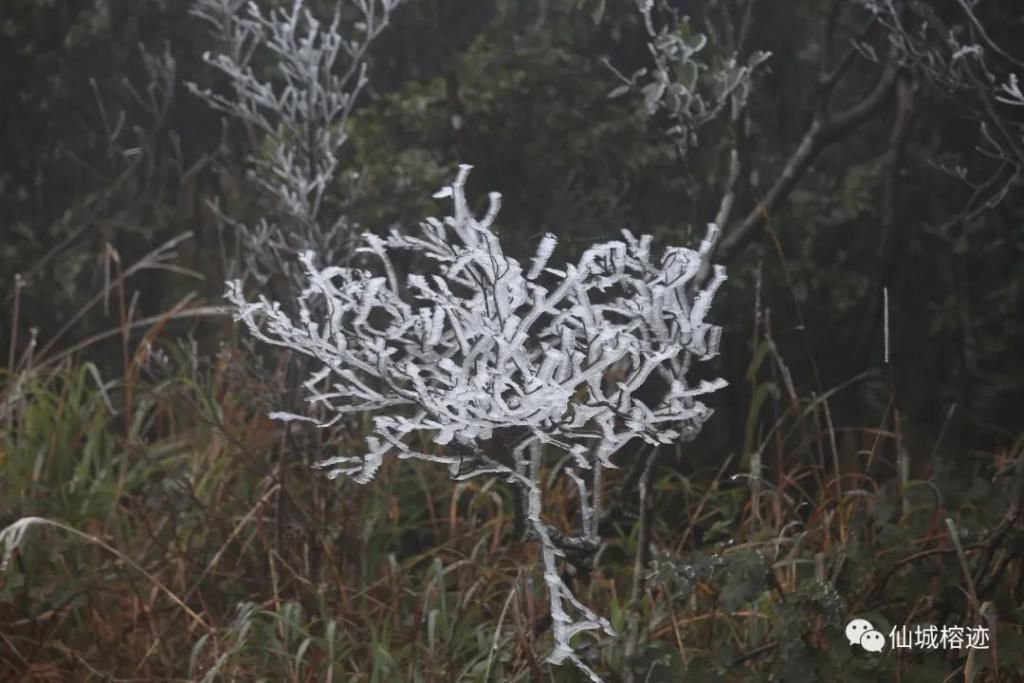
[604,0,769,158]
[856,0,1024,214]
[188,0,399,286]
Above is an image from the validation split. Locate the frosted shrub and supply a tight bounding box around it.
[227,164,727,681]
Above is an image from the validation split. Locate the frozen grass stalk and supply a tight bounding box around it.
[227,165,727,681]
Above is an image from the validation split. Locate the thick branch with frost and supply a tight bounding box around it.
[226,165,727,681]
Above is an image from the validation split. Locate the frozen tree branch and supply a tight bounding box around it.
[226,165,727,681]
[607,0,1020,265]
[855,0,1024,220]
[187,0,400,287]
[187,0,401,593]
[604,0,769,159]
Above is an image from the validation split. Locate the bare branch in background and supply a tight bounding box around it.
[717,47,900,261]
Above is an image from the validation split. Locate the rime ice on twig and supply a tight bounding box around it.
[188,0,400,287]
[226,165,726,681]
[604,0,769,158]
[855,0,1024,214]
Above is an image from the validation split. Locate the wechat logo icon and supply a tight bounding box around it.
[846,618,886,653]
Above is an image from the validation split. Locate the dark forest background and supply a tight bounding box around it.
[1,1,1023,681]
